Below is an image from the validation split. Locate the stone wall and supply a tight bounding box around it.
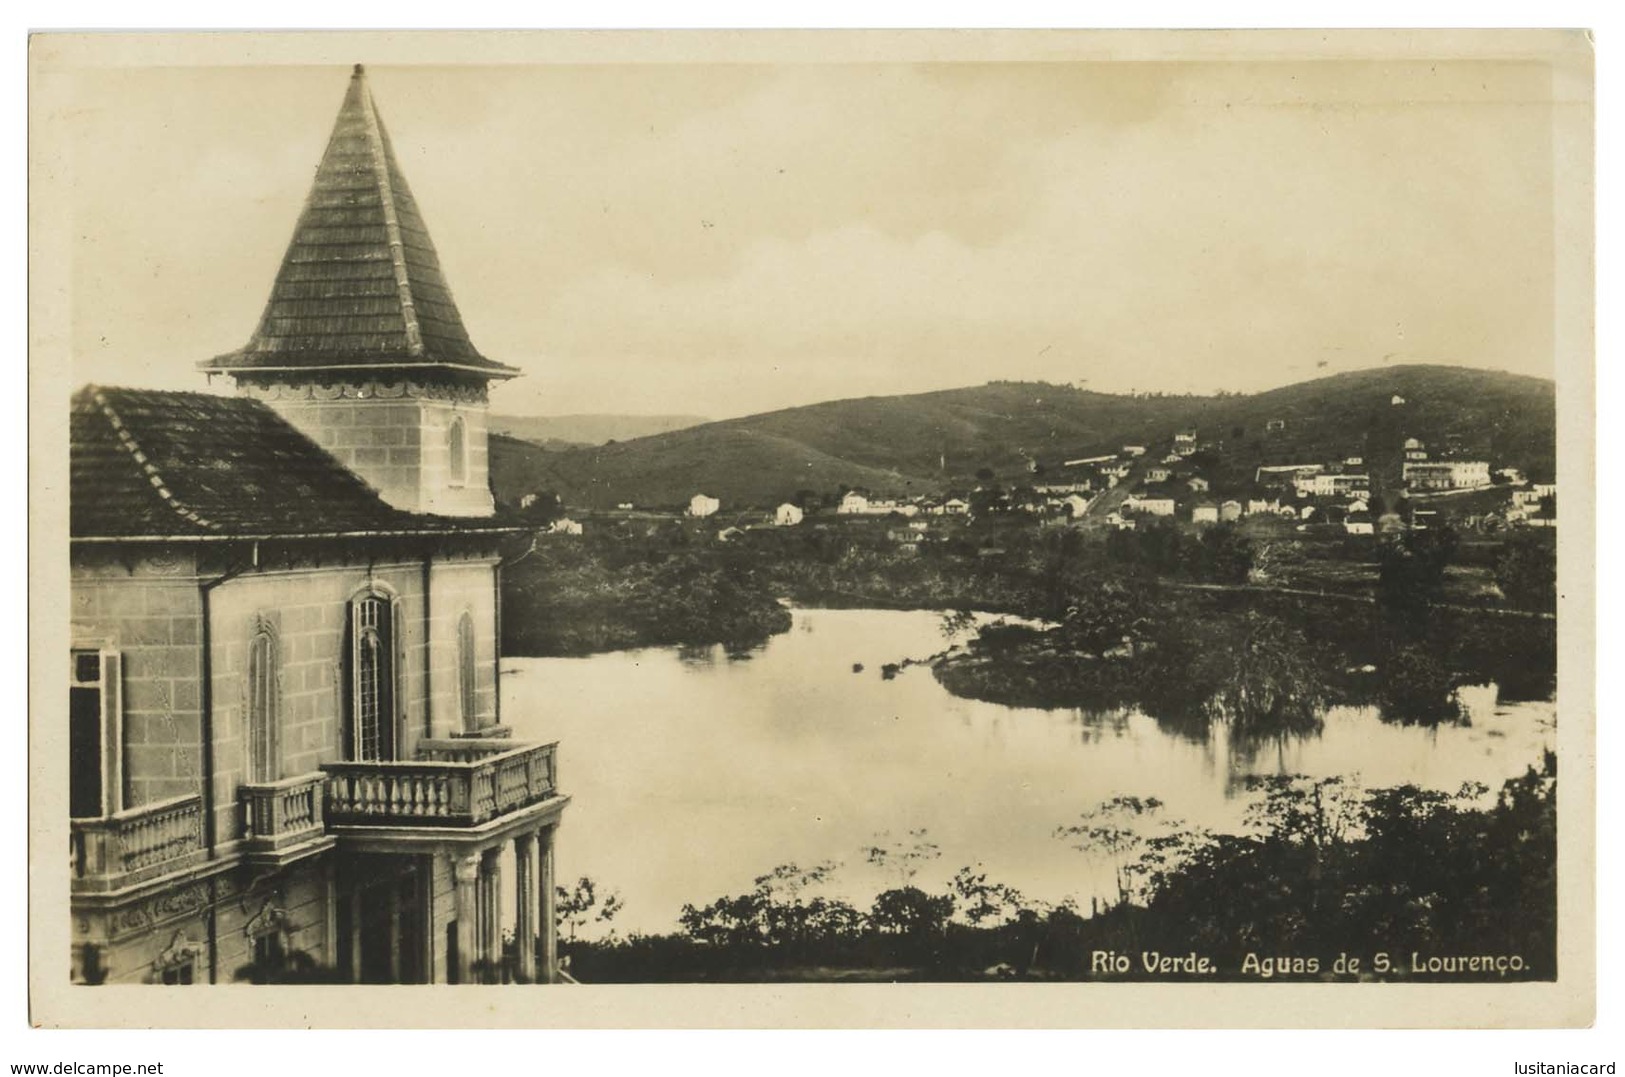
[74,856,333,985]
[70,547,499,845]
[71,552,204,810]
[246,382,494,517]
[417,396,494,518]
[208,554,500,840]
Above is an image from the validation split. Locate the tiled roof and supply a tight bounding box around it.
[201,66,517,381]
[71,386,523,540]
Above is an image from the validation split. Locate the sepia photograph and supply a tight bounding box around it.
[26,28,1595,1028]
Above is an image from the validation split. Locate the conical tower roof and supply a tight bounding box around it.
[203,65,518,381]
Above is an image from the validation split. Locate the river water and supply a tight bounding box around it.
[502,607,1554,937]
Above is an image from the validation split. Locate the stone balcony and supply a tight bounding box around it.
[321,739,561,843]
[69,742,563,893]
[70,793,207,895]
[240,772,335,868]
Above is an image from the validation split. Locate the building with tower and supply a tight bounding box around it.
[68,66,568,985]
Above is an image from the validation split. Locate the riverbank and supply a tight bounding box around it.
[561,758,1556,983]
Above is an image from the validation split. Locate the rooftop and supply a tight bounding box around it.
[71,386,525,541]
[201,65,518,382]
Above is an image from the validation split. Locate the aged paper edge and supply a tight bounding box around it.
[26,27,1596,1030]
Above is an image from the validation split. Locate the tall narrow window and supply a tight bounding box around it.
[247,627,279,783]
[457,611,478,732]
[349,594,396,762]
[70,649,120,818]
[448,417,467,487]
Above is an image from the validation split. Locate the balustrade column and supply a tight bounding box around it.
[453,854,478,985]
[514,831,538,983]
[539,825,557,984]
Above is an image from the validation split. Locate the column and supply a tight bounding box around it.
[513,831,538,984]
[453,854,479,985]
[539,825,558,984]
[346,887,362,984]
[481,847,503,982]
[323,858,338,971]
[386,879,403,984]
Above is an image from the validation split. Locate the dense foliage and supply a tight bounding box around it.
[502,525,792,656]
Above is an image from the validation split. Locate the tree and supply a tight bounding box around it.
[864,829,941,886]
[1376,524,1459,617]
[869,886,955,940]
[1494,531,1556,611]
[555,876,625,945]
[950,865,1025,927]
[1197,523,1255,584]
[1055,795,1170,908]
[1057,574,1152,656]
[1209,612,1327,745]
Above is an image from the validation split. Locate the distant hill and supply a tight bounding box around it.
[489,412,709,448]
[489,365,1555,511]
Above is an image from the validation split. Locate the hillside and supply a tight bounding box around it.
[489,365,1555,511]
[489,412,708,447]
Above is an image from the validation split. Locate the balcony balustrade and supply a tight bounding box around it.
[240,772,328,862]
[322,740,558,829]
[70,793,206,893]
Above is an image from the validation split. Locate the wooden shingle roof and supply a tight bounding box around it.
[71,386,525,541]
[201,65,518,381]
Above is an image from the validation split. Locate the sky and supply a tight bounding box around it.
[56,55,1563,421]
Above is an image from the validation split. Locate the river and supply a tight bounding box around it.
[502,607,1555,937]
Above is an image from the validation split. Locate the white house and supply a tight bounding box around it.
[688,493,721,518]
[1192,503,1219,525]
[548,517,584,535]
[837,491,870,514]
[1126,497,1176,517]
[1403,460,1490,491]
[774,503,805,526]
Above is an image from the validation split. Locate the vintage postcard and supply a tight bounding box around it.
[27,29,1595,1028]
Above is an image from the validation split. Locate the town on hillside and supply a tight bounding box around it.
[514,414,1556,550]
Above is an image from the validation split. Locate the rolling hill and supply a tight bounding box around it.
[488,412,709,448]
[489,365,1556,511]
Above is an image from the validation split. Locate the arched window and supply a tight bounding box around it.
[448,417,467,487]
[457,611,478,732]
[247,626,280,783]
[348,593,396,762]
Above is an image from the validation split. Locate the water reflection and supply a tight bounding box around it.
[506,607,1555,936]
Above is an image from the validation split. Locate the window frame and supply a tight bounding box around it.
[345,587,404,763]
[447,415,468,489]
[245,622,282,784]
[69,646,122,818]
[456,610,478,732]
